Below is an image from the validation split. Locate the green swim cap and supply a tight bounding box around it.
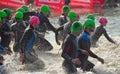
[21,5,28,11]
[16,8,25,13]
[15,12,23,19]
[70,21,82,32]
[84,19,95,28]
[40,5,50,13]
[68,12,76,20]
[0,10,7,18]
[2,8,11,16]
[87,14,94,20]
[62,5,70,13]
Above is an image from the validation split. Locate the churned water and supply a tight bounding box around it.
[1,7,120,74]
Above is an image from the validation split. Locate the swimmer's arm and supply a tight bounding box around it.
[23,12,36,17]
[45,18,56,33]
[20,30,33,53]
[79,39,98,58]
[103,29,116,44]
[62,51,72,61]
[55,26,64,45]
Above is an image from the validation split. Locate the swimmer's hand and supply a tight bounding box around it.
[72,58,81,65]
[97,57,104,64]
[81,50,90,56]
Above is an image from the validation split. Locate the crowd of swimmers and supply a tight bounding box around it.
[0,4,118,74]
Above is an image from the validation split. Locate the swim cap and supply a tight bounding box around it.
[62,5,70,13]
[29,16,39,25]
[21,5,28,11]
[70,21,82,32]
[0,10,7,18]
[2,8,11,16]
[99,17,108,24]
[68,12,76,20]
[16,8,25,13]
[84,19,95,28]
[40,5,50,13]
[87,14,94,20]
[15,12,23,19]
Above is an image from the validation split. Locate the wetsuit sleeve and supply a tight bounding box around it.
[10,24,16,32]
[103,29,116,44]
[23,12,36,17]
[0,29,4,35]
[23,12,36,21]
[0,24,9,34]
[20,29,33,53]
[78,38,98,58]
[55,26,64,44]
[61,38,73,61]
[0,45,4,52]
[44,18,56,33]
[59,17,65,26]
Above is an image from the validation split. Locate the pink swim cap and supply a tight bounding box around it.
[99,17,108,24]
[29,16,39,25]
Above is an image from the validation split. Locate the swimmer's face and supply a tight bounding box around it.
[34,21,40,28]
[102,22,107,26]
[77,29,83,35]
[46,12,51,17]
[2,17,6,23]
[64,12,69,16]
[76,15,80,21]
[16,18,23,23]
[74,29,83,36]
[89,26,95,32]
[8,14,12,20]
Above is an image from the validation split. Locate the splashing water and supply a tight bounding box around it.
[1,7,120,74]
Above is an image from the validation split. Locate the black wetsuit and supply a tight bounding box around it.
[0,55,3,65]
[23,12,38,22]
[56,14,68,40]
[55,21,72,43]
[0,20,11,52]
[64,0,70,5]
[20,25,38,64]
[0,45,4,65]
[0,62,3,65]
[62,34,79,74]
[78,31,98,71]
[37,12,56,33]
[10,21,28,52]
[22,12,56,33]
[58,14,68,26]
[91,25,115,45]
[0,44,4,64]
[23,12,55,50]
